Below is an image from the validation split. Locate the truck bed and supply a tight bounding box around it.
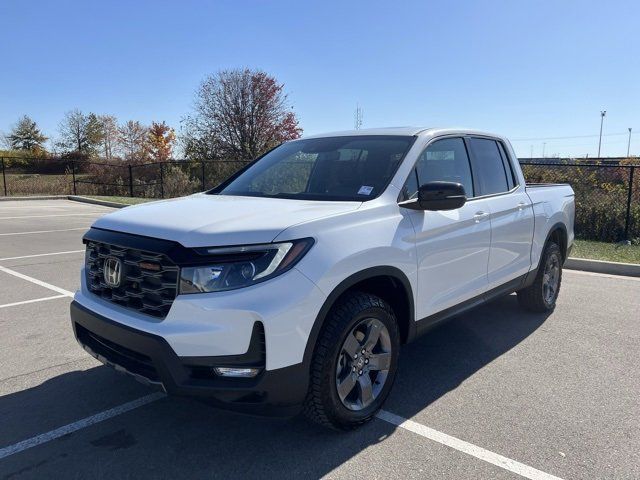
[525,183,571,188]
[524,182,575,268]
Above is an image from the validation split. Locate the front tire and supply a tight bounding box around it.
[303,292,400,430]
[517,241,563,313]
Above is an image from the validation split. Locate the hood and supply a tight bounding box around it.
[92,194,361,247]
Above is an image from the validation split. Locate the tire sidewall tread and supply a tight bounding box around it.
[517,241,563,313]
[303,291,400,430]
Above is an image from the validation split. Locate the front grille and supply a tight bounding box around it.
[85,241,179,318]
[75,323,159,382]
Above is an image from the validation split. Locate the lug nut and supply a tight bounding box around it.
[361,349,366,354]
[358,370,363,375]
[354,354,358,359]
[352,366,356,371]
[365,359,369,364]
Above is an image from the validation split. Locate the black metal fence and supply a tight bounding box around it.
[0,157,249,199]
[1,156,639,243]
[519,161,638,243]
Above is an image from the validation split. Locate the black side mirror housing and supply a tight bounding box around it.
[401,181,467,211]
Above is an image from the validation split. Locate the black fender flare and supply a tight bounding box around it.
[302,266,415,370]
[523,221,568,288]
[541,222,568,263]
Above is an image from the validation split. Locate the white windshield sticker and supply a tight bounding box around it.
[358,186,374,195]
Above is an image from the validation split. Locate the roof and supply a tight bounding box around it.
[301,127,507,140]
[301,127,431,138]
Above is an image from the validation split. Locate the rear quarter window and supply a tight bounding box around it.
[497,141,518,190]
[467,138,510,196]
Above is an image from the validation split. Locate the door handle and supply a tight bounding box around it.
[474,211,489,223]
[517,202,527,210]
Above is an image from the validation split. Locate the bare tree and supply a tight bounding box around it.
[57,109,102,158]
[182,69,302,160]
[97,115,119,160]
[118,120,149,162]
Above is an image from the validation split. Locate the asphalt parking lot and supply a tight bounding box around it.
[0,199,638,480]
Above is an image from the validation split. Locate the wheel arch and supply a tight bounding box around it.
[544,222,568,263]
[302,266,415,370]
[521,221,568,290]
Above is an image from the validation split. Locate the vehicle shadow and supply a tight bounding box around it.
[0,294,551,479]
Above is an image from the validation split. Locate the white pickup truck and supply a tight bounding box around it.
[71,127,575,429]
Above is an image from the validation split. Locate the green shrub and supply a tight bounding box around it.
[521,163,639,242]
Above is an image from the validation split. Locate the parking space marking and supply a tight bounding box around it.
[0,227,88,236]
[0,250,84,261]
[0,393,165,460]
[0,294,68,309]
[376,410,564,480]
[0,395,566,477]
[0,213,105,220]
[0,204,112,209]
[0,265,74,297]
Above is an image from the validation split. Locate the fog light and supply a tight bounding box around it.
[213,367,260,378]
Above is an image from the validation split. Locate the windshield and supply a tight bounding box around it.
[213,135,415,201]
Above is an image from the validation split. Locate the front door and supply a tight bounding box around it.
[400,137,491,320]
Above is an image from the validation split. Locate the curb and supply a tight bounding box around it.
[0,195,68,201]
[67,196,127,209]
[0,194,128,208]
[565,257,640,277]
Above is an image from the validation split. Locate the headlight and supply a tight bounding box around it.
[179,238,314,294]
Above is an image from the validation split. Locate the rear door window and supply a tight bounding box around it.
[467,138,510,196]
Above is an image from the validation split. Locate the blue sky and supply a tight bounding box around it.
[1,0,638,157]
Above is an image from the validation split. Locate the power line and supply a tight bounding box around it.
[511,131,638,142]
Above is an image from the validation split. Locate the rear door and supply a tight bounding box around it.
[400,137,491,319]
[466,137,534,288]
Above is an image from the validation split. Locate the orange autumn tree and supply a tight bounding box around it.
[148,121,176,162]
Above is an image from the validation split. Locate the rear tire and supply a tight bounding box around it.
[517,241,562,313]
[303,292,400,430]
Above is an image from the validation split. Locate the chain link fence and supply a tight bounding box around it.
[0,157,249,199]
[1,156,638,243]
[519,161,638,242]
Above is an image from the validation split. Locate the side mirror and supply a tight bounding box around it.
[401,181,467,211]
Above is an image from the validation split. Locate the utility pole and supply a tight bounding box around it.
[597,110,606,157]
[628,128,633,157]
[354,104,363,130]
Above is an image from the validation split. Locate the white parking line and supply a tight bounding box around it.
[0,265,74,297]
[0,295,68,309]
[0,227,88,236]
[0,213,105,220]
[0,393,165,460]
[0,397,566,478]
[0,204,111,210]
[0,250,84,261]
[376,410,563,480]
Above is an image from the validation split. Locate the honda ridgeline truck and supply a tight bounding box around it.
[71,128,575,429]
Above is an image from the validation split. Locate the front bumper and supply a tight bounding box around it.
[70,301,309,416]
